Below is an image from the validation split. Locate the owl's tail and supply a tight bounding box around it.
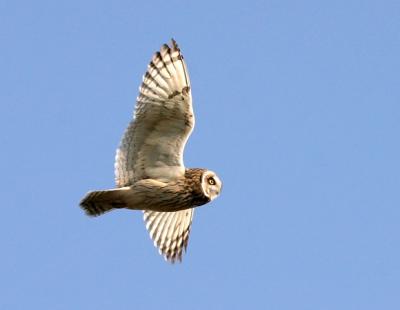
[79,187,131,217]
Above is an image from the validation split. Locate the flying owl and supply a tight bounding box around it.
[80,39,222,263]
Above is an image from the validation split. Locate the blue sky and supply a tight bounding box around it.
[1,0,399,309]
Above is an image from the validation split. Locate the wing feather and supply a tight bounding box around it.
[143,209,194,263]
[115,39,194,187]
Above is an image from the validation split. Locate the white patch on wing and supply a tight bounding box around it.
[144,166,184,182]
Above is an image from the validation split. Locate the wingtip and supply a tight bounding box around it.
[164,254,183,264]
[171,38,179,50]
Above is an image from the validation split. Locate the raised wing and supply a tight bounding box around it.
[143,209,194,263]
[115,39,194,187]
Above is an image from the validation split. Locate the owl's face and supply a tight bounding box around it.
[201,170,222,201]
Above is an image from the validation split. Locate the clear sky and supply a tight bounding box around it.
[1,0,399,309]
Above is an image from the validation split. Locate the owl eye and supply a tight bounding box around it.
[208,177,216,185]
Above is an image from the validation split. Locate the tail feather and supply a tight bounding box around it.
[79,188,130,217]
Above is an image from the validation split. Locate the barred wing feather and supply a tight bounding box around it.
[115,39,194,186]
[143,209,194,263]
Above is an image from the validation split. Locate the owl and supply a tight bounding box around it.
[80,39,222,263]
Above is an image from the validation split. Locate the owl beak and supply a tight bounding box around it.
[209,188,221,201]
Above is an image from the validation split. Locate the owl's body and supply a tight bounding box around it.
[81,168,211,214]
[80,40,222,263]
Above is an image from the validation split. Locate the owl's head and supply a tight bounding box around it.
[201,170,222,201]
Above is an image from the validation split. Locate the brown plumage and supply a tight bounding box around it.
[80,40,222,263]
[80,168,211,215]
